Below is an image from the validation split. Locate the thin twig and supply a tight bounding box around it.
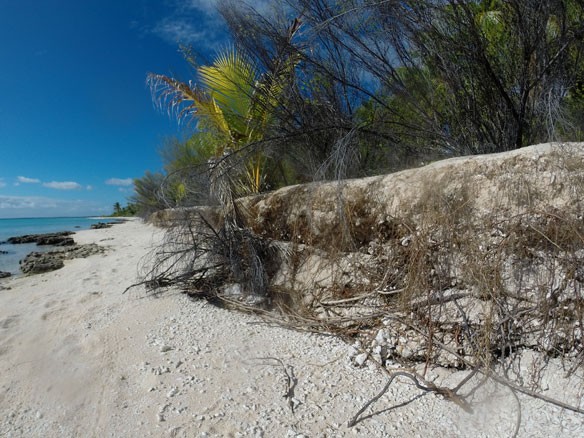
[347,370,473,427]
[509,385,522,438]
[320,288,403,306]
[489,372,584,415]
[251,357,298,414]
[391,315,584,415]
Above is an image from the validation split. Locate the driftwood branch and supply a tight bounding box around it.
[347,315,584,433]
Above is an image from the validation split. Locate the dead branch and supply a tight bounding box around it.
[347,370,474,427]
[320,288,404,306]
[489,372,584,416]
[250,357,298,414]
[391,315,584,417]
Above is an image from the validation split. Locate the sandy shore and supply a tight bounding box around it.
[1,219,583,437]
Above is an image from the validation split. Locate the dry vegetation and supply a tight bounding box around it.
[143,143,584,424]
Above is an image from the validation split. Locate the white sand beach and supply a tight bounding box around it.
[1,219,583,437]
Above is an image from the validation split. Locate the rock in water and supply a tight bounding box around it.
[7,231,75,246]
[90,222,112,229]
[0,271,11,278]
[36,236,75,246]
[90,221,124,229]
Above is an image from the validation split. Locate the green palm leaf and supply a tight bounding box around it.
[199,48,258,142]
[147,74,231,138]
[148,18,301,194]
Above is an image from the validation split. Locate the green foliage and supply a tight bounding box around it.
[142,0,584,207]
[130,171,167,217]
[341,0,584,155]
[149,42,299,195]
[110,202,137,217]
[161,134,218,175]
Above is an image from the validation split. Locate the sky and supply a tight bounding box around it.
[0,0,230,218]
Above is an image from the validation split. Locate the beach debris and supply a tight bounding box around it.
[152,366,171,375]
[160,345,173,353]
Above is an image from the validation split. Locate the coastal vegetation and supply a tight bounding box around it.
[135,0,584,215]
[137,0,584,428]
[110,202,137,217]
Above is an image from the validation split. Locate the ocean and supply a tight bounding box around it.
[0,217,107,275]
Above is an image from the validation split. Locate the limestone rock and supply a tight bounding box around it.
[20,255,65,274]
[354,353,368,366]
[149,142,584,367]
[19,244,105,275]
[37,236,75,246]
[91,222,113,229]
[90,220,125,229]
[8,231,75,246]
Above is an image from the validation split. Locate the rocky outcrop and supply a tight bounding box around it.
[0,271,11,279]
[20,244,105,274]
[240,143,584,248]
[38,236,75,246]
[150,142,584,369]
[7,231,75,246]
[90,220,126,229]
[153,142,584,242]
[20,255,64,274]
[90,222,111,229]
[91,222,112,229]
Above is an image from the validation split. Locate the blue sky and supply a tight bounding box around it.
[0,0,229,218]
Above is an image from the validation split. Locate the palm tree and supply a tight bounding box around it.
[148,31,299,195]
[147,20,301,303]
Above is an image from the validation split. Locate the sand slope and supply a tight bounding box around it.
[1,220,583,437]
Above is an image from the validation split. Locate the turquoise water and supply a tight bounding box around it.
[0,217,106,275]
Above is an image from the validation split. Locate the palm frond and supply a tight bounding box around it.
[199,48,258,140]
[147,73,230,136]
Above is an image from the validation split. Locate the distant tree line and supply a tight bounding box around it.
[111,202,137,217]
[132,0,584,216]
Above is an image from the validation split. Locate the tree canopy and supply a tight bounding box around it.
[134,0,584,217]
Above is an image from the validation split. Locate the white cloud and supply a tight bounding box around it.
[43,181,83,190]
[105,177,134,187]
[0,196,57,210]
[86,185,94,191]
[153,17,207,44]
[151,0,228,46]
[149,0,273,47]
[0,196,109,218]
[17,176,41,184]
